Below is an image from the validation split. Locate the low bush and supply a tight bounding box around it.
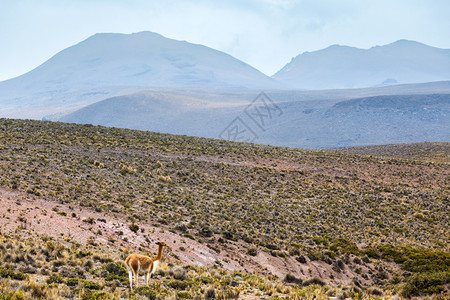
[46,273,63,284]
[330,238,359,255]
[247,247,258,256]
[303,277,325,286]
[129,224,139,233]
[0,268,28,281]
[132,286,157,300]
[66,278,80,287]
[283,273,302,285]
[168,279,190,290]
[83,280,101,290]
[402,271,450,297]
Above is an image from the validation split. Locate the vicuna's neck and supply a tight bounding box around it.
[155,245,164,261]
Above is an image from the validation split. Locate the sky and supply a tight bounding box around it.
[0,0,449,81]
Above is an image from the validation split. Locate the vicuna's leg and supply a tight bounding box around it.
[131,264,139,289]
[134,269,139,288]
[127,269,133,290]
[144,272,148,286]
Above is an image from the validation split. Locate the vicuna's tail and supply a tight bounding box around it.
[125,255,134,290]
[125,256,134,271]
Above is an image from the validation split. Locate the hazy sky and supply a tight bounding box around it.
[0,0,449,81]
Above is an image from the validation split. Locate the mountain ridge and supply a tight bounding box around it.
[52,91,450,148]
[2,31,279,90]
[0,31,282,119]
[273,39,450,89]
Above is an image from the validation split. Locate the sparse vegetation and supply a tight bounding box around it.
[0,118,448,298]
[0,230,379,299]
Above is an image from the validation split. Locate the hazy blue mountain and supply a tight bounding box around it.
[1,31,449,148]
[0,31,280,119]
[53,88,450,148]
[273,40,450,89]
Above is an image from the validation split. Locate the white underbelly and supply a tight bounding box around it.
[151,260,159,274]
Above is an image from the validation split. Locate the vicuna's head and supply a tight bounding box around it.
[156,241,168,248]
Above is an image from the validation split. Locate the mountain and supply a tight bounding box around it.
[273,40,450,89]
[49,90,250,138]
[20,31,279,89]
[53,88,450,148]
[0,31,280,119]
[2,33,450,148]
[50,91,230,135]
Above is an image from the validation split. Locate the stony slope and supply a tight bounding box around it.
[0,119,448,298]
[329,142,450,163]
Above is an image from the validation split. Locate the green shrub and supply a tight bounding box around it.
[102,261,128,284]
[104,262,127,276]
[133,286,157,300]
[77,250,92,258]
[83,280,101,290]
[12,271,27,281]
[80,290,111,300]
[0,268,15,279]
[283,273,302,285]
[66,278,80,287]
[330,238,359,255]
[247,247,258,256]
[177,291,191,299]
[369,288,383,296]
[91,291,110,300]
[378,245,450,272]
[362,248,380,259]
[83,217,95,224]
[324,250,336,259]
[198,276,213,284]
[46,273,63,284]
[303,277,325,286]
[183,233,195,240]
[0,290,25,300]
[296,255,307,263]
[311,236,329,247]
[129,224,139,233]
[168,279,189,290]
[402,271,450,297]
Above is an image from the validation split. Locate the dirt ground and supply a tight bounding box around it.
[0,187,372,286]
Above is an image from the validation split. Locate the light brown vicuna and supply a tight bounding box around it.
[125,241,168,290]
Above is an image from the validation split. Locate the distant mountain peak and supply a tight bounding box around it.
[2,31,280,91]
[390,39,422,45]
[326,44,351,49]
[273,40,450,89]
[88,31,165,40]
[382,39,433,49]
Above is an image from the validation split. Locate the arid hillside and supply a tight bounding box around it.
[0,119,448,299]
[330,142,450,163]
